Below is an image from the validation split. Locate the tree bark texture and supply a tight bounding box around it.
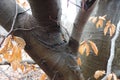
[79,0,120,79]
[1,0,119,80]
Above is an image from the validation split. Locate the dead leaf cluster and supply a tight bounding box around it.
[104,20,116,36]
[94,70,105,79]
[78,40,98,56]
[0,35,26,71]
[94,70,118,80]
[107,73,117,80]
[89,15,116,37]
[76,57,82,66]
[89,15,107,28]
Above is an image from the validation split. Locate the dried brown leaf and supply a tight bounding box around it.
[89,16,94,21]
[85,43,90,56]
[0,58,2,63]
[40,73,47,80]
[92,17,97,23]
[77,57,81,65]
[106,20,111,28]
[14,36,26,49]
[11,60,21,71]
[0,35,12,54]
[99,15,107,20]
[109,27,113,37]
[89,16,97,23]
[107,74,113,80]
[96,15,106,28]
[104,26,109,36]
[79,41,86,55]
[94,70,105,79]
[80,41,86,45]
[110,24,116,37]
[96,19,104,28]
[89,40,98,55]
[107,73,117,80]
[20,64,25,72]
[79,44,86,55]
[112,73,117,80]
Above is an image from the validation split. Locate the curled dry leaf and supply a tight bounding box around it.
[0,35,12,54]
[7,45,22,63]
[79,41,86,55]
[96,19,104,28]
[106,20,111,28]
[104,26,109,36]
[94,70,105,79]
[79,41,90,56]
[85,43,90,56]
[89,40,98,55]
[0,58,2,63]
[109,27,113,37]
[107,73,117,80]
[11,60,21,71]
[110,24,116,37]
[96,15,106,28]
[77,57,81,65]
[20,64,25,72]
[13,36,26,49]
[40,73,47,80]
[104,20,116,37]
[104,20,111,36]
[89,16,97,23]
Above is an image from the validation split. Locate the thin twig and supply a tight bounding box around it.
[102,20,120,80]
[0,0,18,46]
[7,0,18,36]
[68,0,81,8]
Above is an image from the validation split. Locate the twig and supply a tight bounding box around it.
[0,0,18,46]
[102,20,120,80]
[7,0,18,36]
[68,0,81,8]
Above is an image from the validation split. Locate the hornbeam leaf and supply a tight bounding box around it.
[94,70,105,79]
[78,44,86,55]
[112,73,117,80]
[89,16,97,23]
[106,20,111,28]
[85,43,90,56]
[104,26,109,36]
[0,58,2,63]
[110,24,116,36]
[40,73,47,80]
[107,73,117,80]
[89,40,98,55]
[79,41,86,55]
[76,57,81,65]
[13,36,26,49]
[96,19,104,28]
[0,35,12,54]
[96,15,106,28]
[109,27,113,37]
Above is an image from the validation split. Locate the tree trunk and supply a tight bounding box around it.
[0,0,83,80]
[0,0,120,80]
[79,0,120,79]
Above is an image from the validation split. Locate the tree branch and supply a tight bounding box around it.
[69,0,98,54]
[28,0,61,30]
[0,0,24,31]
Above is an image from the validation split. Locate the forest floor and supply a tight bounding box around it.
[0,63,48,80]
